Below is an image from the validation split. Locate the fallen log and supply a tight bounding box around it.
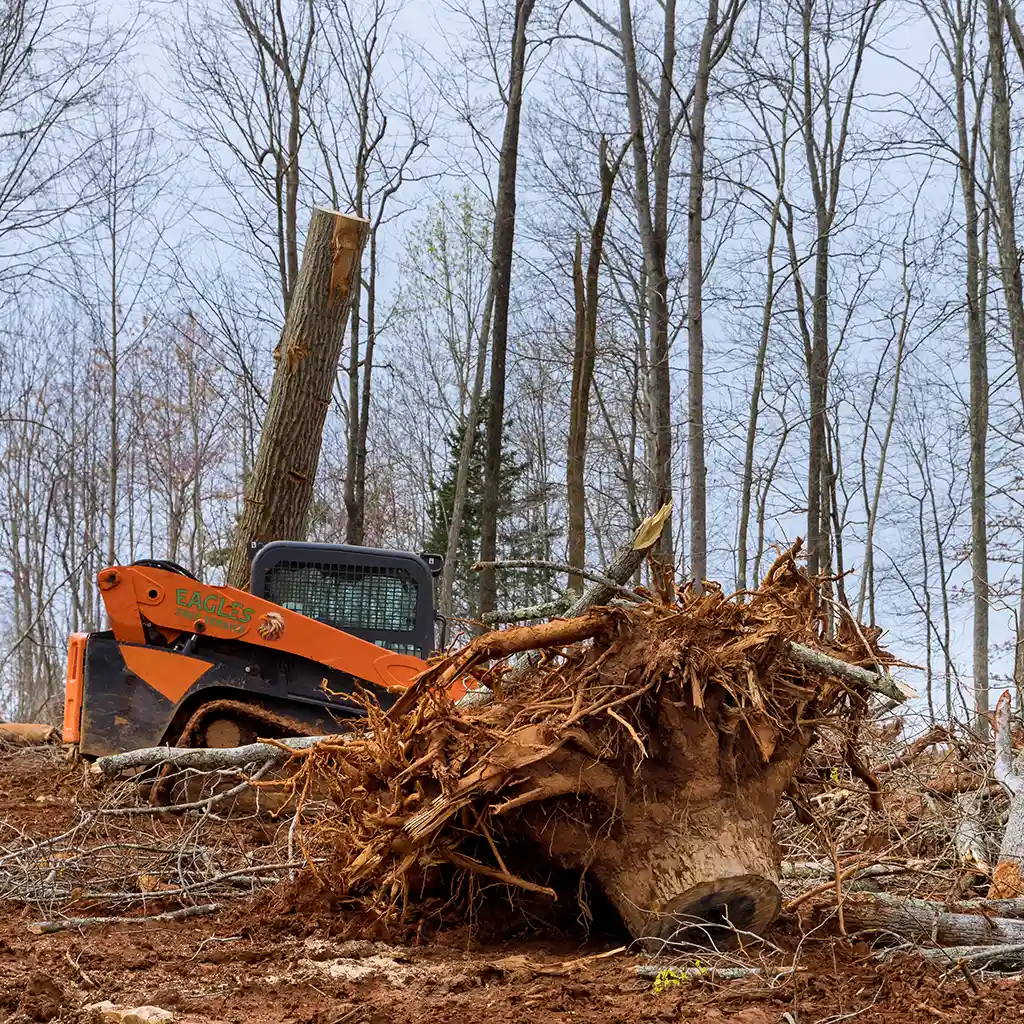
[990,690,1024,898]
[786,643,909,704]
[947,896,1024,918]
[781,859,930,880]
[634,964,764,982]
[0,722,57,745]
[839,891,1024,945]
[914,941,1024,967]
[874,725,949,773]
[90,734,353,778]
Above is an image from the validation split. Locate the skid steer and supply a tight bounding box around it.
[62,542,466,757]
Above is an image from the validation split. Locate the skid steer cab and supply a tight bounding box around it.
[63,542,462,757]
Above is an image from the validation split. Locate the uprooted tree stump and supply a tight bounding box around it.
[270,541,902,947]
[513,697,801,944]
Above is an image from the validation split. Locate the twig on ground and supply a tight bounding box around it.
[29,902,222,934]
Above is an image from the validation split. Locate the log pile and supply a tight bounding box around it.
[770,689,1024,974]
[257,542,901,947]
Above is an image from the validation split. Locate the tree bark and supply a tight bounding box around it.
[90,734,352,778]
[227,209,369,588]
[477,0,535,618]
[840,891,1024,946]
[990,690,1024,898]
[619,0,675,574]
[686,0,720,590]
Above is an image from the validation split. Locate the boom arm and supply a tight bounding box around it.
[98,564,430,692]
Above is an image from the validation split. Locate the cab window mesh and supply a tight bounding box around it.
[262,562,419,640]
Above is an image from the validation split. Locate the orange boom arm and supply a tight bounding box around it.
[97,564,434,693]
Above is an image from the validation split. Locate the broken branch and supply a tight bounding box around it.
[90,734,353,778]
[29,903,222,934]
[786,643,908,703]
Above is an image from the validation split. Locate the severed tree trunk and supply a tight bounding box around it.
[477,0,535,619]
[227,209,369,588]
[517,686,811,948]
[840,891,1024,945]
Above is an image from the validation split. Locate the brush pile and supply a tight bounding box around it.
[268,543,901,946]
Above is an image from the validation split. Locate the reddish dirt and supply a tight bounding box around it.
[3,744,1024,1024]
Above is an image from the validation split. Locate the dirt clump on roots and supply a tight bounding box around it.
[269,542,898,945]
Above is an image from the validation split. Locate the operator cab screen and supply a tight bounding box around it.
[261,561,421,655]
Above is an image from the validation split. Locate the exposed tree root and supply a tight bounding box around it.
[261,542,902,947]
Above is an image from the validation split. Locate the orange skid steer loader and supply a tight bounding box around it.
[63,543,467,757]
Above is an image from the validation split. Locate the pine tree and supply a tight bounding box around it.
[428,402,555,620]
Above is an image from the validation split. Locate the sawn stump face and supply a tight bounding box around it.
[531,791,784,948]
[519,697,804,948]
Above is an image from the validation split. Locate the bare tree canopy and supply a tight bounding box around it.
[0,0,1022,737]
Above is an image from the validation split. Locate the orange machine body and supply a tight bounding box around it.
[63,564,467,752]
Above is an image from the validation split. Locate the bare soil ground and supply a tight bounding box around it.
[3,745,1023,1024]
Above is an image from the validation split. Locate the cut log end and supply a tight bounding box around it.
[644,874,782,949]
[0,722,57,745]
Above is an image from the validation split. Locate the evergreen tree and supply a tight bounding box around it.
[428,402,556,620]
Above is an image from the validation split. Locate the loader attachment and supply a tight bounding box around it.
[63,559,464,758]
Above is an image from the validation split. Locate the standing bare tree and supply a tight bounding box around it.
[0,0,126,290]
[794,0,884,579]
[986,0,1024,408]
[172,0,317,313]
[921,0,992,726]
[477,0,536,618]
[567,137,627,593]
[615,0,677,573]
[69,85,170,566]
[309,0,430,545]
[686,0,745,587]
